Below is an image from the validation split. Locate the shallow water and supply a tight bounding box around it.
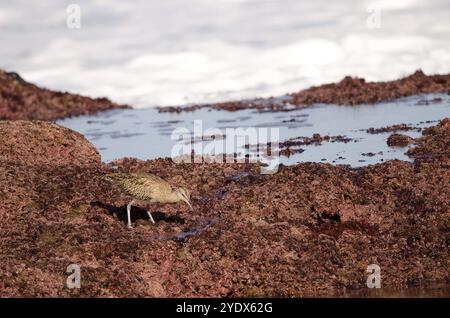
[58,93,450,167]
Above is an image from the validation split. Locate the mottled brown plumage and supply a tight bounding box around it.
[104,172,192,228]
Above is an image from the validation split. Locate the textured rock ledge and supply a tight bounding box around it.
[0,69,130,121]
[2,68,448,119]
[0,119,448,297]
[159,70,450,113]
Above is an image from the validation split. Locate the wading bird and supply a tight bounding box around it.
[104,172,193,229]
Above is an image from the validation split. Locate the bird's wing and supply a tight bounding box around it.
[133,172,173,192]
[104,172,173,200]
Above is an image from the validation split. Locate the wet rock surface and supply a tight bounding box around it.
[366,124,420,134]
[407,118,450,161]
[279,134,355,157]
[387,134,413,147]
[0,69,129,120]
[0,118,449,297]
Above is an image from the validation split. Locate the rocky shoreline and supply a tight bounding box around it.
[158,70,450,113]
[0,70,448,297]
[0,69,129,120]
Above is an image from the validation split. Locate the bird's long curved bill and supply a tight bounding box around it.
[183,199,194,211]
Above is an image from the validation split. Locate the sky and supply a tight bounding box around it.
[1,0,449,108]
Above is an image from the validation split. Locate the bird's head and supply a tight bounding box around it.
[175,187,193,211]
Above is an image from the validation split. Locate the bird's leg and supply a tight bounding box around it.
[126,200,135,229]
[147,210,156,224]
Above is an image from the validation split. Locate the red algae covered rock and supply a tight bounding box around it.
[159,70,450,113]
[387,133,413,147]
[292,70,450,106]
[0,69,129,120]
[407,118,450,160]
[366,123,419,134]
[0,120,101,167]
[0,119,449,297]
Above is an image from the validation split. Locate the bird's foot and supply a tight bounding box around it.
[127,224,133,229]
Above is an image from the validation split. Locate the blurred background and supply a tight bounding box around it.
[1,0,449,107]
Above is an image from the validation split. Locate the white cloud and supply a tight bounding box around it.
[0,8,21,25]
[364,0,422,11]
[4,0,450,108]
